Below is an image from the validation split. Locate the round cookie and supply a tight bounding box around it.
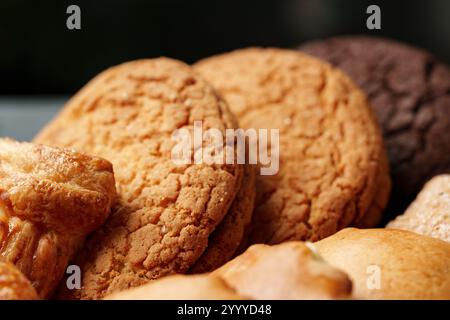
[35,58,245,299]
[315,228,450,299]
[190,165,256,273]
[0,260,38,300]
[299,36,450,216]
[195,48,390,244]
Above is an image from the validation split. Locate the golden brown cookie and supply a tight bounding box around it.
[0,138,116,298]
[387,175,450,242]
[0,260,38,300]
[300,36,450,217]
[315,228,450,299]
[104,274,245,300]
[195,48,390,244]
[190,165,256,273]
[35,58,246,299]
[213,241,352,300]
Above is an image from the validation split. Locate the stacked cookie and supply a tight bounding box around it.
[33,59,257,299]
[1,37,449,300]
[299,36,450,218]
[194,48,391,239]
[30,49,391,299]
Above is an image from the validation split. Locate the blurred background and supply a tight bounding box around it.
[0,0,449,139]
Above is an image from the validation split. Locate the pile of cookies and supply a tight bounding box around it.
[0,36,449,300]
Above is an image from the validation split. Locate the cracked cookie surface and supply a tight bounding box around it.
[299,36,450,217]
[35,58,244,299]
[190,164,256,273]
[195,48,390,244]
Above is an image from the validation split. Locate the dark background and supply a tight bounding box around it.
[1,0,449,95]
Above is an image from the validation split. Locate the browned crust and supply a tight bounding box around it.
[0,138,116,298]
[0,260,38,300]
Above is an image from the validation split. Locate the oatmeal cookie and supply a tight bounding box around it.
[300,36,450,216]
[195,48,390,244]
[35,58,245,299]
[190,165,256,273]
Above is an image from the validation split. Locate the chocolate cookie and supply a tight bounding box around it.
[35,58,247,299]
[299,36,450,216]
[195,48,390,244]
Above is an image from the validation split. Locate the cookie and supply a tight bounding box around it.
[190,165,256,273]
[387,174,450,242]
[315,228,450,299]
[299,36,450,216]
[0,260,38,300]
[104,274,244,300]
[0,138,116,298]
[213,242,352,300]
[35,58,246,299]
[195,48,390,244]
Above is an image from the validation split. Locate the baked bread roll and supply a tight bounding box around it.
[387,175,450,242]
[213,242,352,300]
[315,228,450,299]
[0,138,116,298]
[0,260,38,300]
[104,274,244,300]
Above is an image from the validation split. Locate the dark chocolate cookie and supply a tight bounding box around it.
[299,36,450,218]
